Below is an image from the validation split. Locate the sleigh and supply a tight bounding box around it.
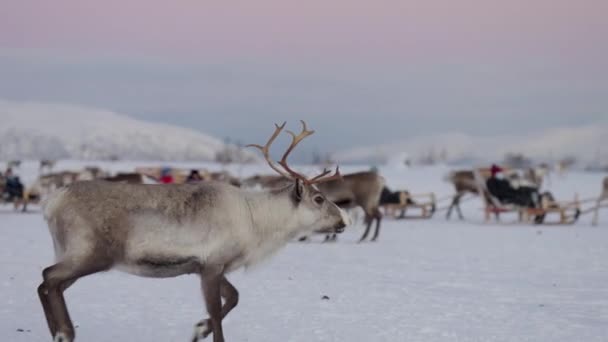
[0,183,36,212]
[483,193,581,225]
[470,167,580,225]
[382,192,436,219]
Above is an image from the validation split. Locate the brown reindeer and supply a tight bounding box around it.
[317,171,384,242]
[209,171,242,187]
[245,171,384,242]
[103,172,147,184]
[39,160,57,174]
[242,174,291,189]
[445,170,481,220]
[592,176,608,226]
[37,121,347,342]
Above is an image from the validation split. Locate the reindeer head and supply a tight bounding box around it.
[248,121,350,234]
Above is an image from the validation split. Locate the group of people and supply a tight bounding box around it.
[0,168,25,202]
[1,167,206,205]
[158,168,204,184]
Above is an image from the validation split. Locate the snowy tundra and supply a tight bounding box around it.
[1,161,608,342]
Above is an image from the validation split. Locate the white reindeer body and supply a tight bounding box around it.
[44,180,345,279]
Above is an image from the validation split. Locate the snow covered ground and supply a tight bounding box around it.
[1,161,607,341]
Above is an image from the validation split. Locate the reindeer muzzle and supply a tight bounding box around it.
[333,221,346,234]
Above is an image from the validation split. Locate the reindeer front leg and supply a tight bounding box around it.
[193,275,239,342]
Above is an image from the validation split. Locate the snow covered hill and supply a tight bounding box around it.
[0,100,257,162]
[334,126,608,165]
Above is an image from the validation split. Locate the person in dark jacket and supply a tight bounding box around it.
[486,164,539,208]
[2,168,24,201]
[186,170,203,183]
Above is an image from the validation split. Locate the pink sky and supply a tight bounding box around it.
[1,0,606,64]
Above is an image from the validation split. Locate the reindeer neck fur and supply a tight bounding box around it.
[244,184,302,241]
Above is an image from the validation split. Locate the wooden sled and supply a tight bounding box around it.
[0,190,35,212]
[383,192,436,219]
[484,194,581,225]
[0,178,30,212]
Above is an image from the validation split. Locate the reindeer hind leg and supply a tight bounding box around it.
[39,258,112,341]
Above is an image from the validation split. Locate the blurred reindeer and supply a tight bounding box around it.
[39,159,56,175]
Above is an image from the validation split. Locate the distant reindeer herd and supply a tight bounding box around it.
[1,149,606,229]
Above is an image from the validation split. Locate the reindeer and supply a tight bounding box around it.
[316,171,384,242]
[243,171,384,242]
[36,171,80,195]
[40,160,57,175]
[592,176,608,226]
[242,174,290,189]
[81,166,107,180]
[37,121,348,342]
[445,170,480,220]
[103,172,147,184]
[209,171,242,187]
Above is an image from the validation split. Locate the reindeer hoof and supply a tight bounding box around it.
[53,332,71,342]
[192,319,212,341]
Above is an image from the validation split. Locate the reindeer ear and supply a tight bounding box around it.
[294,178,304,202]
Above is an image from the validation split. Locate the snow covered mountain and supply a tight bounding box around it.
[0,100,257,162]
[334,125,608,166]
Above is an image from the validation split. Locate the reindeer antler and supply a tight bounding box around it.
[248,120,343,185]
[308,166,342,184]
[277,120,314,181]
[246,122,292,179]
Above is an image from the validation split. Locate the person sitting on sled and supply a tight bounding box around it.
[2,168,24,201]
[486,164,539,208]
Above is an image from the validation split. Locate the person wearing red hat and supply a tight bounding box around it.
[486,164,546,222]
[159,167,174,184]
[487,164,512,202]
[490,164,503,178]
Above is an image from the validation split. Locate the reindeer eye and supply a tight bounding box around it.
[314,195,325,205]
